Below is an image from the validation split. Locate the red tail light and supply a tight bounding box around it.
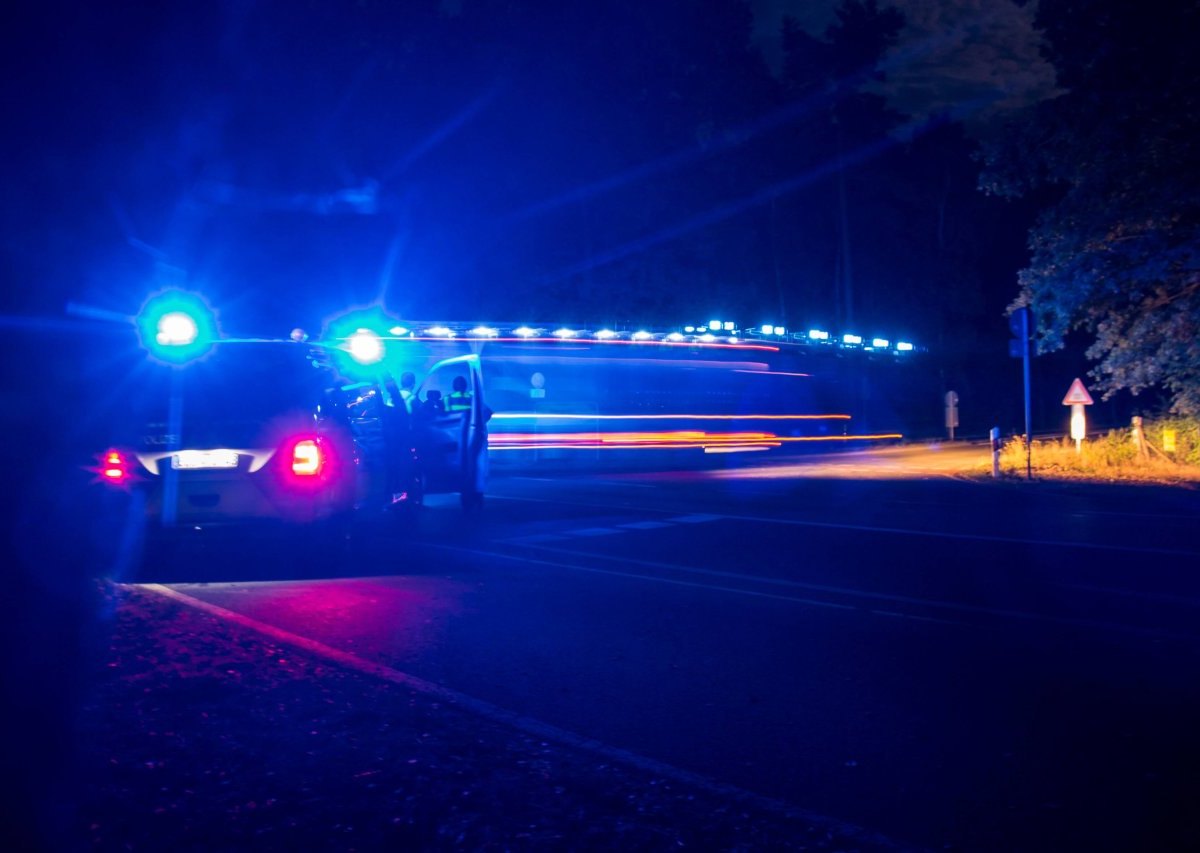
[101,450,128,484]
[291,439,323,476]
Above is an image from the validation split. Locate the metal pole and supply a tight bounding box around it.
[990,426,1001,478]
[1022,308,1032,480]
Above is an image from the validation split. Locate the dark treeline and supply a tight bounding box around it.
[4,0,1032,357]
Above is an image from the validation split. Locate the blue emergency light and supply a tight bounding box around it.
[136,289,218,364]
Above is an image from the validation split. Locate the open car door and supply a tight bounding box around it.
[413,353,489,508]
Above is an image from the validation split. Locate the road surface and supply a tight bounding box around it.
[135,444,1200,850]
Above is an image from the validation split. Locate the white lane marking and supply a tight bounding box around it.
[487,493,1200,558]
[422,545,965,627]
[618,520,675,530]
[506,534,570,544]
[430,542,1198,643]
[136,583,902,850]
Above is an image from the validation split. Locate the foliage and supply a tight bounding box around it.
[997,416,1200,481]
[979,1,1200,414]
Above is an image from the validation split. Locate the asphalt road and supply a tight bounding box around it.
[140,445,1200,851]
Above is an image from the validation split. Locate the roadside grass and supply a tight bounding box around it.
[993,418,1200,485]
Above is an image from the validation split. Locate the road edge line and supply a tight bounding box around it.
[136,582,908,851]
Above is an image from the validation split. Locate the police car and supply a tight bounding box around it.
[93,291,489,563]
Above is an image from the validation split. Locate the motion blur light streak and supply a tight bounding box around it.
[731,369,812,378]
[489,430,901,451]
[492,413,851,421]
[473,337,779,351]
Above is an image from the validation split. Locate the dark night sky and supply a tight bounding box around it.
[3,1,1053,353]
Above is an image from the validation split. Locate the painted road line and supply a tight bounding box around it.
[505,533,571,544]
[136,583,905,851]
[437,541,1199,644]
[569,527,622,537]
[486,493,1200,559]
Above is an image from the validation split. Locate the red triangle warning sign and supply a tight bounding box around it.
[1062,377,1094,405]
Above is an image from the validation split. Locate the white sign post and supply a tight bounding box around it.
[944,390,959,441]
[1062,378,1094,454]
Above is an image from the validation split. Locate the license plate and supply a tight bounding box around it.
[172,450,240,470]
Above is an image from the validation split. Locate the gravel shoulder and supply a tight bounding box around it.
[72,583,898,851]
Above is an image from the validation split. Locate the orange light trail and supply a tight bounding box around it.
[489,430,903,451]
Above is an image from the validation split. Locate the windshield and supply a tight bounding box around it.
[130,342,337,446]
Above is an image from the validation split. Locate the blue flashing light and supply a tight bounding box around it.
[843,333,862,345]
[348,329,384,364]
[708,320,721,331]
[872,338,889,349]
[773,326,786,336]
[808,329,829,341]
[723,321,735,331]
[761,324,773,335]
[320,306,401,379]
[156,312,198,346]
[896,341,914,352]
[136,289,218,365]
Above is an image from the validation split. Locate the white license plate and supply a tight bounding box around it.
[172,450,240,470]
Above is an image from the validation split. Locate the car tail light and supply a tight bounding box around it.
[101,450,128,484]
[291,439,323,476]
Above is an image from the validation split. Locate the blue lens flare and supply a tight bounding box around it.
[136,290,218,364]
[321,306,401,379]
